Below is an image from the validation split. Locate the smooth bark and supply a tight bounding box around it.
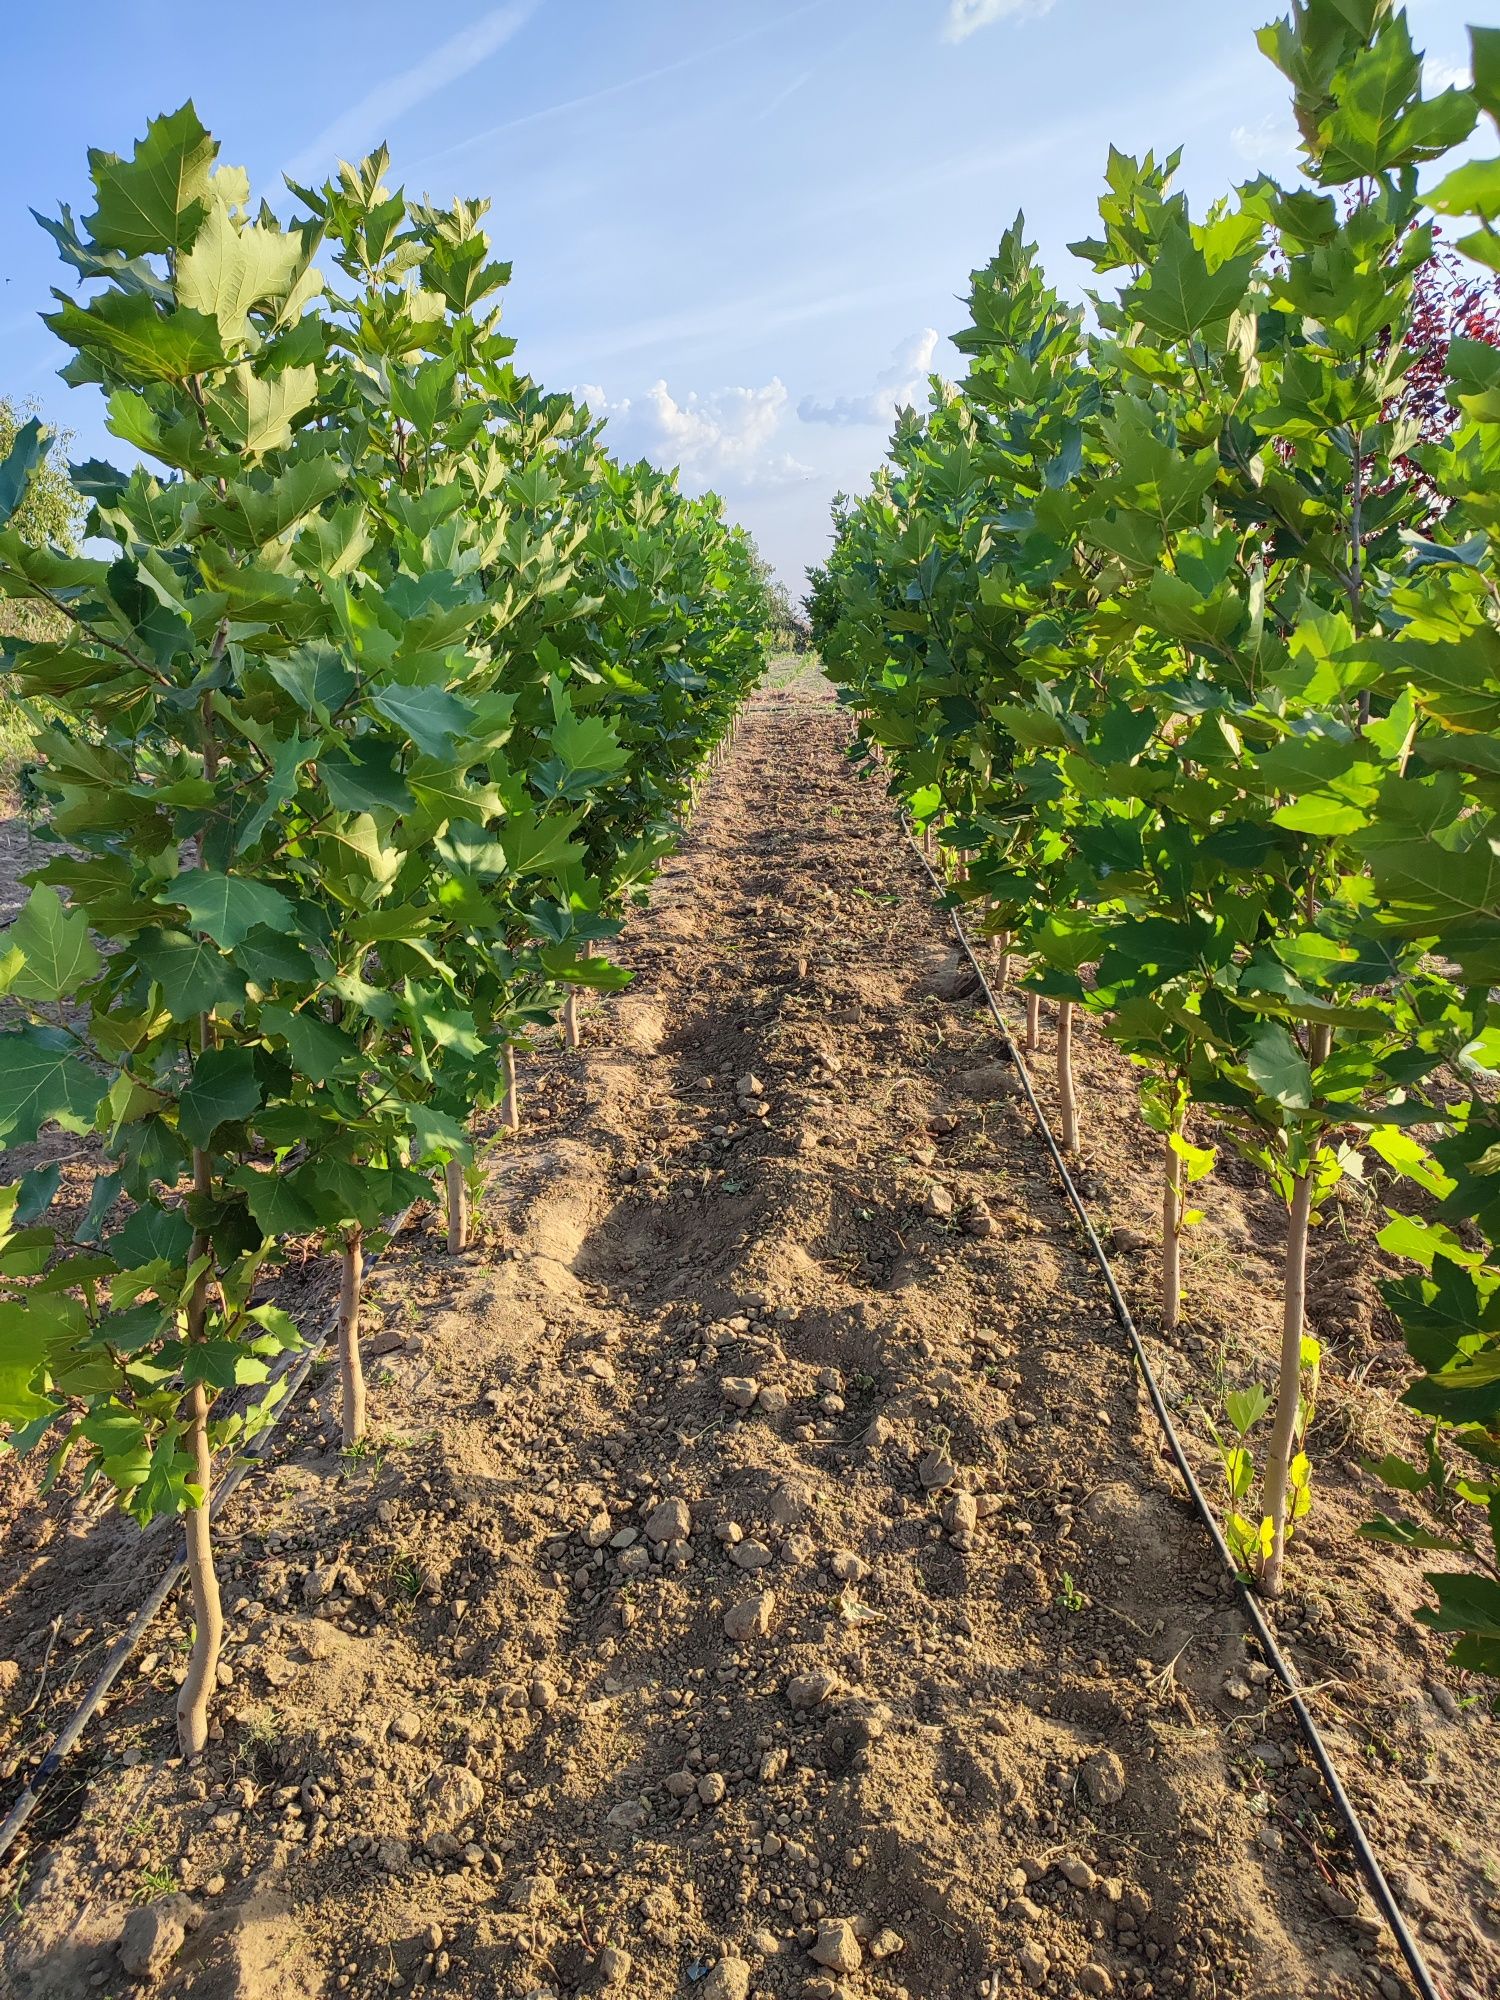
[445,1158,467,1255]
[1162,1134,1183,1332]
[1259,1170,1314,1598]
[1056,1001,1078,1153]
[176,1378,221,1758]
[337,1227,366,1448]
[1260,1024,1328,1596]
[500,1043,519,1133]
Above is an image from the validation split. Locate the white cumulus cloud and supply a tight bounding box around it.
[1424,55,1474,92]
[799,329,941,428]
[943,0,1055,44]
[645,378,812,489]
[576,384,630,421]
[578,377,813,491]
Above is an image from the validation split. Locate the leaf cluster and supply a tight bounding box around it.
[0,111,773,1521]
[812,3,1500,1668]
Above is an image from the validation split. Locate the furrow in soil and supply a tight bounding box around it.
[3,681,1429,2000]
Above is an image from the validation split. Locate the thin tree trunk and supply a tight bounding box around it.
[1259,1170,1313,1598]
[500,1043,519,1133]
[563,941,591,1050]
[177,1180,221,1758]
[1056,1001,1078,1153]
[337,1226,366,1448]
[1162,1134,1183,1332]
[996,932,1012,995]
[176,1375,222,1757]
[445,1158,467,1255]
[1350,433,1370,728]
[1025,991,1040,1053]
[1259,1023,1330,1595]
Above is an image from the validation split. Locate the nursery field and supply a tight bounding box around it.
[0,669,1493,2000]
[4,4,1500,1999]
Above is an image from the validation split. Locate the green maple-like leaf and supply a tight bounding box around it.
[45,291,226,384]
[0,1028,105,1144]
[263,644,356,720]
[369,682,478,757]
[258,1001,360,1084]
[177,201,322,341]
[320,740,414,816]
[0,417,49,529]
[230,1164,320,1238]
[0,1297,83,1426]
[5,885,102,1002]
[169,870,296,949]
[108,1199,194,1271]
[1315,21,1476,179]
[135,930,246,1020]
[502,807,584,878]
[203,362,318,458]
[83,104,218,256]
[199,456,345,550]
[1418,1569,1500,1646]
[1240,1020,1313,1115]
[177,1045,263,1150]
[1123,226,1255,341]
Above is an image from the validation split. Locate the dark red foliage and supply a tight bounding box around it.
[1390,231,1500,511]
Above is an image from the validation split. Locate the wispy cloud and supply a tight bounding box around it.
[804,40,1262,229]
[1230,112,1300,167]
[756,70,815,124]
[800,327,942,426]
[942,0,1056,43]
[409,51,699,177]
[554,272,921,376]
[283,3,538,184]
[410,0,839,178]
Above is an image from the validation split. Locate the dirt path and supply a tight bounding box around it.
[3,677,1494,2000]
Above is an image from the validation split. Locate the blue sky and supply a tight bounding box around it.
[0,0,1483,591]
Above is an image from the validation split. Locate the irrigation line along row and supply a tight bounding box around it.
[0,710,750,1874]
[898,812,1446,2000]
[0,706,1445,2000]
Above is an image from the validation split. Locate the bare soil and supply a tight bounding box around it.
[0,673,1496,2000]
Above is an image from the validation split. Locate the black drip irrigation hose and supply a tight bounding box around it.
[0,1204,418,1869]
[0,710,1444,2000]
[899,814,1445,2000]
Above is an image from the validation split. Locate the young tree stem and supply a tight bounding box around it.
[563,940,591,1050]
[177,1201,221,1760]
[1056,1000,1078,1153]
[500,1043,519,1133]
[445,1158,467,1255]
[1162,1133,1183,1332]
[1260,1023,1330,1596]
[1259,1170,1313,1598]
[337,1226,366,1448]
[176,1380,222,1757]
